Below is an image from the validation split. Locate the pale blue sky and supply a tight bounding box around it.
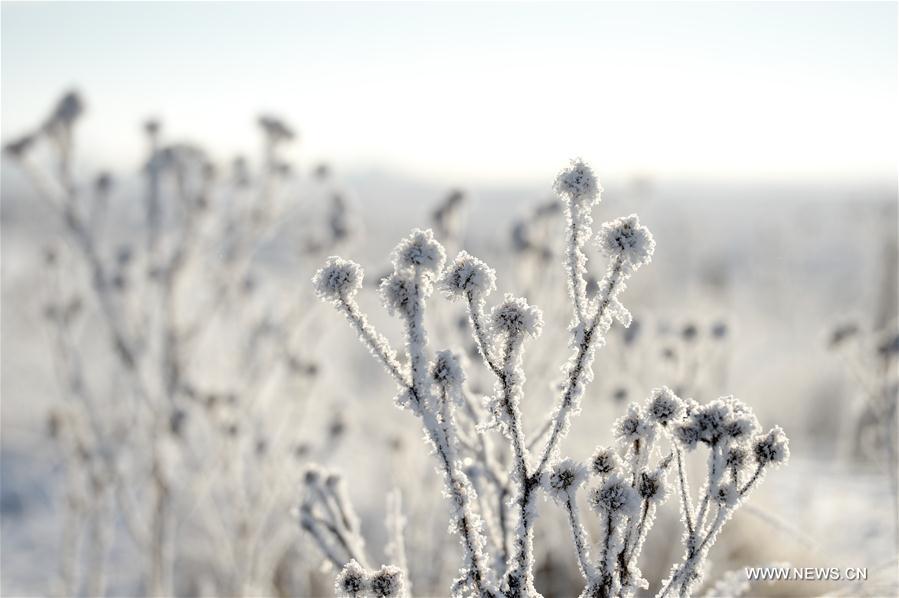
[2,1,896,184]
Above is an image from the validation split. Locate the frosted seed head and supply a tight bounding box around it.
[431,350,465,388]
[597,214,655,271]
[312,257,363,302]
[590,446,621,476]
[725,413,758,443]
[369,564,405,597]
[392,228,446,275]
[379,271,417,317]
[439,251,496,300]
[727,446,748,470]
[589,472,640,516]
[335,560,367,598]
[753,426,790,467]
[544,458,588,503]
[691,399,731,445]
[554,158,601,205]
[674,423,701,451]
[715,481,741,508]
[614,404,656,445]
[638,469,669,504]
[490,294,543,338]
[646,386,685,426]
[722,396,760,442]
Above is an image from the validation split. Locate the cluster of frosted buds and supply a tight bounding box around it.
[673,396,761,452]
[539,388,678,597]
[335,560,407,598]
[297,467,368,570]
[656,391,790,597]
[309,159,789,598]
[312,229,496,597]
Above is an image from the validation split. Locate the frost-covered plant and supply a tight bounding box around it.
[4,90,356,596]
[308,159,789,597]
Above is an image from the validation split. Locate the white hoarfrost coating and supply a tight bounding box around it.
[307,159,789,598]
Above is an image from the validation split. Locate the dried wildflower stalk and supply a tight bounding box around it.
[5,90,349,597]
[309,159,790,597]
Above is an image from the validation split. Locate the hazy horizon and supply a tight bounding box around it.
[3,1,897,186]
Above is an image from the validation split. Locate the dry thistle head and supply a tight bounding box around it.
[637,469,669,505]
[312,257,363,302]
[554,158,601,206]
[590,446,621,477]
[335,560,367,598]
[543,458,588,503]
[752,426,790,467]
[490,294,543,338]
[589,472,640,518]
[379,271,417,317]
[431,350,465,388]
[391,228,446,275]
[439,251,496,300]
[369,564,405,598]
[646,386,685,426]
[596,214,655,271]
[614,403,656,445]
[714,481,741,508]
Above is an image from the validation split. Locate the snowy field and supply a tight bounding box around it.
[2,153,897,596]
